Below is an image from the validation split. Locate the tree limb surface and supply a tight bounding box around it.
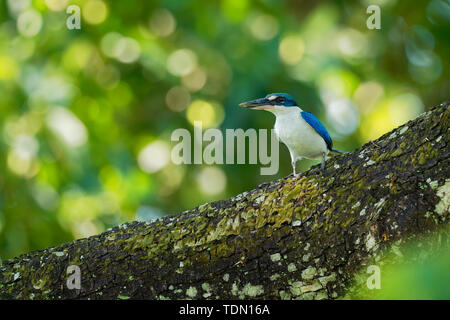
[1,102,449,300]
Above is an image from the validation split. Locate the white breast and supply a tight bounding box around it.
[273,107,328,161]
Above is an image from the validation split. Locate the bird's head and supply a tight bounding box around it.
[239,93,298,112]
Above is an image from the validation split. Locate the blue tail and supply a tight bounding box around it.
[331,148,345,153]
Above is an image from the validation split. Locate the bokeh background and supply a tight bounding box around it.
[0,0,448,263]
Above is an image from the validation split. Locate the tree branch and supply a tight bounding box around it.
[1,102,449,300]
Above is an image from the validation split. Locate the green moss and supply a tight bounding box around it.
[390,148,403,158]
[414,143,440,167]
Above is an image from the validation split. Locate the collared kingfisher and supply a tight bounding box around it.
[239,93,342,176]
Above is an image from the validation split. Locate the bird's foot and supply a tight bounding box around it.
[292,161,300,178]
[321,153,326,172]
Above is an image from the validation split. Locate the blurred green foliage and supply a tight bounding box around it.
[350,229,450,300]
[0,0,449,260]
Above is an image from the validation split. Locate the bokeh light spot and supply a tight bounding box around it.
[46,107,88,148]
[158,164,185,196]
[318,69,359,98]
[326,98,360,135]
[12,133,39,160]
[336,28,366,56]
[45,0,68,11]
[249,13,279,41]
[101,33,141,64]
[167,49,198,77]
[95,64,121,89]
[149,8,176,37]
[7,0,31,16]
[166,86,191,112]
[279,35,305,65]
[83,0,108,25]
[186,100,224,128]
[7,151,40,178]
[426,0,450,25]
[222,0,249,22]
[196,167,227,195]
[62,41,93,71]
[58,190,103,238]
[17,9,42,37]
[182,67,207,92]
[353,81,384,114]
[408,52,442,85]
[114,37,141,64]
[388,93,424,126]
[101,32,123,57]
[0,55,19,80]
[137,141,171,173]
[31,181,59,211]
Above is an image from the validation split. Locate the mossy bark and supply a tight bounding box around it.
[1,102,449,300]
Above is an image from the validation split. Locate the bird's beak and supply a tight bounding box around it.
[239,98,272,110]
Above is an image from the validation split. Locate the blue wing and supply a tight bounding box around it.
[300,111,333,151]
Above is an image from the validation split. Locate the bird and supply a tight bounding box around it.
[239,93,342,176]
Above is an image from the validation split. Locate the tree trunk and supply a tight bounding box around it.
[1,102,449,300]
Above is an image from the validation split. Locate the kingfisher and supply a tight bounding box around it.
[239,93,342,176]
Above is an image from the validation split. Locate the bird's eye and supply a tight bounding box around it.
[276,96,285,103]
